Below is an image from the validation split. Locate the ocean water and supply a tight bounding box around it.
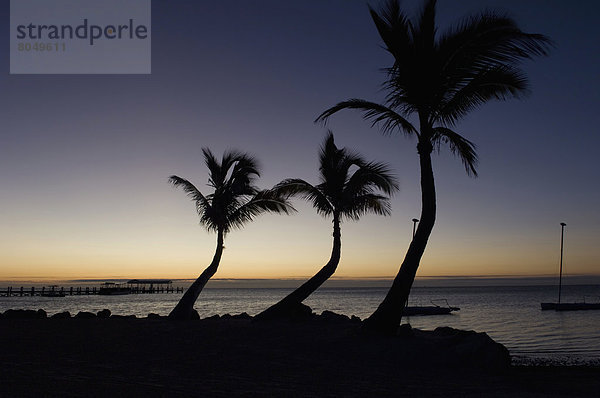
[2,284,599,364]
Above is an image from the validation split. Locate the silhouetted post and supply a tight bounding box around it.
[412,218,419,238]
[20,286,24,296]
[558,222,566,304]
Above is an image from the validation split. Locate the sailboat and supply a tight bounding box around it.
[404,299,460,316]
[402,218,460,316]
[541,223,600,311]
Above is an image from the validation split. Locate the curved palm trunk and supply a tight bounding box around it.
[169,229,224,320]
[364,140,436,333]
[256,215,341,320]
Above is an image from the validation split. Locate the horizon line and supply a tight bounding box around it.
[1,273,599,282]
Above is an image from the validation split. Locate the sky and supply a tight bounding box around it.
[1,0,599,281]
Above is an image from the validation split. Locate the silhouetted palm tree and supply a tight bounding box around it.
[256,132,398,319]
[169,149,294,320]
[317,0,551,333]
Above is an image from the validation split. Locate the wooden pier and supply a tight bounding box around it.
[1,283,184,297]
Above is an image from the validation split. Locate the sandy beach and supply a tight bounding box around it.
[1,314,598,397]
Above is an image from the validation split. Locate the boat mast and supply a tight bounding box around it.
[558,222,566,304]
[405,218,420,310]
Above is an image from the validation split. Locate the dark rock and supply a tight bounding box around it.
[397,323,413,337]
[350,315,362,323]
[433,326,461,337]
[231,312,251,320]
[286,302,313,320]
[110,314,137,319]
[75,311,96,319]
[428,327,510,369]
[319,310,350,322]
[147,313,162,319]
[254,302,314,321]
[190,309,200,320]
[51,311,71,319]
[36,309,47,319]
[204,314,220,320]
[97,309,111,318]
[3,309,40,319]
[221,313,232,319]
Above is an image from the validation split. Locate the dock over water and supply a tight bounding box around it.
[1,279,184,297]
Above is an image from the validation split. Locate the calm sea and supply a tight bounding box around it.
[2,283,599,365]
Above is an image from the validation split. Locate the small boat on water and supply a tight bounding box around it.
[401,220,460,316]
[540,222,600,311]
[541,302,600,311]
[98,282,131,296]
[403,299,460,316]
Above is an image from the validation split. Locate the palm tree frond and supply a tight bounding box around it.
[227,153,261,196]
[415,0,437,48]
[227,189,295,231]
[342,193,392,221]
[440,13,553,68]
[316,99,418,137]
[273,178,334,217]
[168,175,217,228]
[168,176,208,208]
[435,65,528,125]
[431,127,478,176]
[345,161,399,197]
[369,0,413,60]
[201,148,223,188]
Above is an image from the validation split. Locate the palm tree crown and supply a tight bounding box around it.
[317,0,552,175]
[275,132,398,221]
[169,148,293,235]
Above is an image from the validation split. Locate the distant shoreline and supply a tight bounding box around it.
[1,275,599,288]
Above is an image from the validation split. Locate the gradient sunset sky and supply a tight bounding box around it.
[1,0,599,281]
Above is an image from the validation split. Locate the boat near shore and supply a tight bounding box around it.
[403,299,460,316]
[541,302,600,311]
[540,223,600,312]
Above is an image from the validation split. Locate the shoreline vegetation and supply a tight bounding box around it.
[1,309,598,397]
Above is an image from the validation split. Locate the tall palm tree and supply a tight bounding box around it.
[168,149,294,320]
[316,0,552,333]
[256,132,398,319]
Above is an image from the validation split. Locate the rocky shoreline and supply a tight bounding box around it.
[1,308,598,396]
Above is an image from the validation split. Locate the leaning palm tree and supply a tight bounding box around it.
[256,132,398,319]
[317,0,552,333]
[169,149,294,320]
